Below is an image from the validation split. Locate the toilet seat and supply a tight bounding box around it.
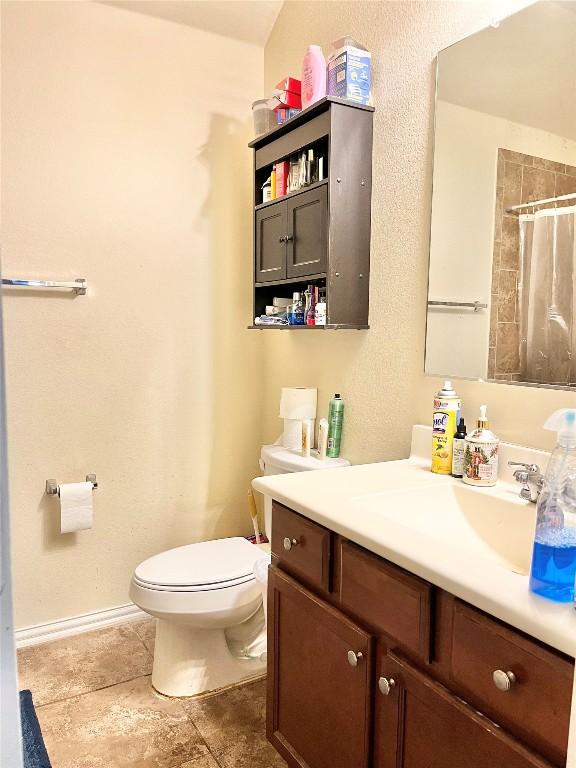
[134,537,262,592]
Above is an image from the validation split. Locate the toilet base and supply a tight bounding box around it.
[151,611,267,697]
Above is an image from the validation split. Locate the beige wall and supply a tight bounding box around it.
[1,1,263,628]
[263,0,576,462]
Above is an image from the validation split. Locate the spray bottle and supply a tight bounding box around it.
[327,394,344,458]
[530,409,576,603]
[431,381,461,474]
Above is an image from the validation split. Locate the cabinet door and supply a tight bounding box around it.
[286,185,327,279]
[374,652,555,768]
[267,567,373,768]
[255,201,286,282]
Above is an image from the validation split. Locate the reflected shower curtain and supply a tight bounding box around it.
[518,206,576,384]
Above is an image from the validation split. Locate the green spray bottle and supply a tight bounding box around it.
[327,394,344,458]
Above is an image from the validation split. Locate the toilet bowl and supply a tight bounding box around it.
[130,537,268,697]
[130,444,350,697]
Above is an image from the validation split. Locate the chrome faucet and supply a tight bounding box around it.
[508,461,544,503]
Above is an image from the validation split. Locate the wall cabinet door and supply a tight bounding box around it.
[374,652,555,768]
[267,567,373,768]
[255,201,286,282]
[286,185,327,279]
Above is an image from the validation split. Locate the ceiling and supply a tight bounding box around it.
[103,1,283,46]
[438,1,576,141]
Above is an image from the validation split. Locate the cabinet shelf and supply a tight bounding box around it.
[247,323,369,330]
[250,98,373,329]
[255,179,328,212]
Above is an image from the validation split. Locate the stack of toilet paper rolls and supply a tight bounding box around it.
[279,387,317,450]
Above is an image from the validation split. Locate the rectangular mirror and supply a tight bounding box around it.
[425,1,576,387]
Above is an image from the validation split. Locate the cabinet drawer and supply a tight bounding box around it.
[450,600,573,766]
[338,539,432,661]
[271,502,332,592]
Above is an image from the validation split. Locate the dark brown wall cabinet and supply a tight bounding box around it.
[267,502,573,768]
[249,97,374,329]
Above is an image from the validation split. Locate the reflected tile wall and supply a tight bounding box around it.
[488,149,576,380]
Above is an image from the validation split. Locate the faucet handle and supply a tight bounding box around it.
[508,461,541,473]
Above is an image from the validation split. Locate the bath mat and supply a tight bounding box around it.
[19,690,51,768]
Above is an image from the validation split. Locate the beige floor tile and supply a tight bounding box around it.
[37,675,209,768]
[183,679,285,767]
[213,742,287,768]
[178,755,220,768]
[18,624,152,705]
[132,618,156,655]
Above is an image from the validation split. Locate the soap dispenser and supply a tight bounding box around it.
[530,409,576,603]
[463,405,499,487]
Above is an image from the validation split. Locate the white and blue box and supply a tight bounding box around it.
[327,37,371,106]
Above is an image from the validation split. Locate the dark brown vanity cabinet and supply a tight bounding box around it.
[255,186,328,284]
[375,652,554,768]
[267,502,574,768]
[249,97,373,329]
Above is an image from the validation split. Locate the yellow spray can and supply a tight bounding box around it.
[431,381,461,475]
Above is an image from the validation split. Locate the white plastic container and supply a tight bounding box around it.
[301,45,327,109]
[252,99,276,137]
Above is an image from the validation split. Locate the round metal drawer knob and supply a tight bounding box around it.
[378,677,396,696]
[283,537,298,551]
[493,669,516,692]
[347,650,363,667]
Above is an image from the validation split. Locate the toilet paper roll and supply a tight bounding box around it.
[59,482,93,533]
[279,387,317,420]
[282,418,305,450]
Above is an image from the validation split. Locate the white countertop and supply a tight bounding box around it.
[253,425,576,766]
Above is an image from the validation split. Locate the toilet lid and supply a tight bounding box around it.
[134,537,262,588]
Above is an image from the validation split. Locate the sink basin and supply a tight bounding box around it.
[352,483,537,576]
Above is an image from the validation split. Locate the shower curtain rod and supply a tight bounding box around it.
[506,192,576,214]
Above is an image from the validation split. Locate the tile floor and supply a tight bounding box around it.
[18,619,286,768]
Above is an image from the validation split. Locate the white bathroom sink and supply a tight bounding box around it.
[352,483,537,576]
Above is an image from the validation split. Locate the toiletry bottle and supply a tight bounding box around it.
[262,176,272,203]
[315,290,327,325]
[530,409,576,602]
[451,418,467,478]
[306,285,316,326]
[318,417,329,459]
[292,292,305,325]
[301,45,327,109]
[431,381,461,475]
[463,405,499,487]
[327,393,344,458]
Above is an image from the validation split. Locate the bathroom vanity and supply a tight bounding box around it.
[253,427,576,768]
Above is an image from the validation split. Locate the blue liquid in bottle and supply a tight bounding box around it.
[530,528,576,602]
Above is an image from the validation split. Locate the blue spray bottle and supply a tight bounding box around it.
[530,409,576,602]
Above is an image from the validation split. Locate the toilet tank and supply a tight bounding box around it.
[259,445,350,541]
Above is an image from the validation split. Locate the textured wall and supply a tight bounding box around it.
[2,1,263,628]
[264,0,576,460]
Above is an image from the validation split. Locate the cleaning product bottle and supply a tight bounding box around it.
[451,418,467,478]
[292,292,305,325]
[431,381,461,474]
[463,405,499,487]
[327,394,344,458]
[530,409,576,603]
[301,45,327,109]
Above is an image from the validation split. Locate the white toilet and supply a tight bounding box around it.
[130,444,349,697]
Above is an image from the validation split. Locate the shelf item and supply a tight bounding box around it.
[249,98,373,330]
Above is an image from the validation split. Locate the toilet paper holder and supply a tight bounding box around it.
[46,474,98,497]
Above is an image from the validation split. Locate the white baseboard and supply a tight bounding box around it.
[15,603,148,649]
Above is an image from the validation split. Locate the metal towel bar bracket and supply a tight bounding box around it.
[46,474,98,496]
[2,278,87,295]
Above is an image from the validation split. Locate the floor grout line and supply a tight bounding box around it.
[34,671,154,709]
